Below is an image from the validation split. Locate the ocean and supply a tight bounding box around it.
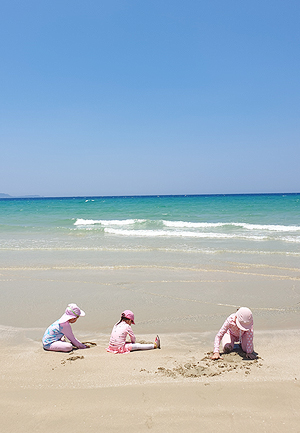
[0,194,300,340]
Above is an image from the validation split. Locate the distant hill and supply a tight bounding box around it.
[0,193,42,199]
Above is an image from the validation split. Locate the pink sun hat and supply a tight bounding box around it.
[121,309,135,324]
[58,303,86,324]
[235,307,253,331]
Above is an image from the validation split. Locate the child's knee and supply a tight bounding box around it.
[53,342,73,352]
[62,343,73,352]
[223,343,233,353]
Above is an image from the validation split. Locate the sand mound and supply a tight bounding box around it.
[148,351,263,378]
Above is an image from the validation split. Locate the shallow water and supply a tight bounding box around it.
[0,194,300,341]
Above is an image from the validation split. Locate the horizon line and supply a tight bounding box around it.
[1,192,300,200]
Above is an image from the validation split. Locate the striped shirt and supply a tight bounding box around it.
[42,320,86,349]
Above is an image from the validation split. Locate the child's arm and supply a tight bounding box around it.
[60,322,87,349]
[211,318,230,360]
[127,325,136,343]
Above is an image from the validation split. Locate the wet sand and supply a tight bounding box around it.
[1,261,300,333]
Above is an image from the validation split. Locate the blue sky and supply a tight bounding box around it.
[1,1,299,197]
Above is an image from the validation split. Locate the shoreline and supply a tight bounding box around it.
[1,325,299,348]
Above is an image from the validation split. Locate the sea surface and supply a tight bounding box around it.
[0,193,300,262]
[0,194,300,338]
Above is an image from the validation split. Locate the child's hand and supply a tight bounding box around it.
[210,352,222,360]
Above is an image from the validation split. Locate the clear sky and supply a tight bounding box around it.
[1,1,299,197]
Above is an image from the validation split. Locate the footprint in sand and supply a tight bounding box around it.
[61,355,84,365]
[66,355,84,362]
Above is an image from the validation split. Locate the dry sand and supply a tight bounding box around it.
[1,330,300,433]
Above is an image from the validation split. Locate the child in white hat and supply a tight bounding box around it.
[211,307,256,360]
[106,310,160,354]
[42,303,87,352]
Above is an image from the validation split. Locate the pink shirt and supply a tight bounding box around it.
[106,321,136,354]
[214,313,253,354]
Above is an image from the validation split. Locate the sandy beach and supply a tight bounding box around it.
[1,196,300,432]
[1,328,300,433]
[1,0,300,424]
[1,263,300,432]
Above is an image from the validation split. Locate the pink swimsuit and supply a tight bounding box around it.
[214,313,253,354]
[106,321,136,354]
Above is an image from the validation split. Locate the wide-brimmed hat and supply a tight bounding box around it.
[235,307,253,331]
[58,303,86,324]
[121,309,135,324]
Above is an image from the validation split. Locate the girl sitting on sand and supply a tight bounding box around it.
[211,307,256,360]
[42,303,87,352]
[106,310,160,354]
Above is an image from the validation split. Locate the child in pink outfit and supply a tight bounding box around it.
[42,303,87,352]
[106,310,160,354]
[211,307,256,360]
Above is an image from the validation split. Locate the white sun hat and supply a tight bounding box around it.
[235,307,253,331]
[57,303,85,324]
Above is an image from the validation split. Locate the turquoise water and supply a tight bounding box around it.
[0,194,300,252]
[1,194,300,334]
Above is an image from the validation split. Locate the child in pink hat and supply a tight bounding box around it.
[106,310,160,354]
[211,307,256,360]
[42,303,87,352]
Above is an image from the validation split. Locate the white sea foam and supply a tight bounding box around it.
[163,221,300,232]
[162,221,224,228]
[74,219,300,233]
[104,228,266,240]
[73,219,300,245]
[280,236,300,243]
[231,223,300,232]
[74,218,146,226]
